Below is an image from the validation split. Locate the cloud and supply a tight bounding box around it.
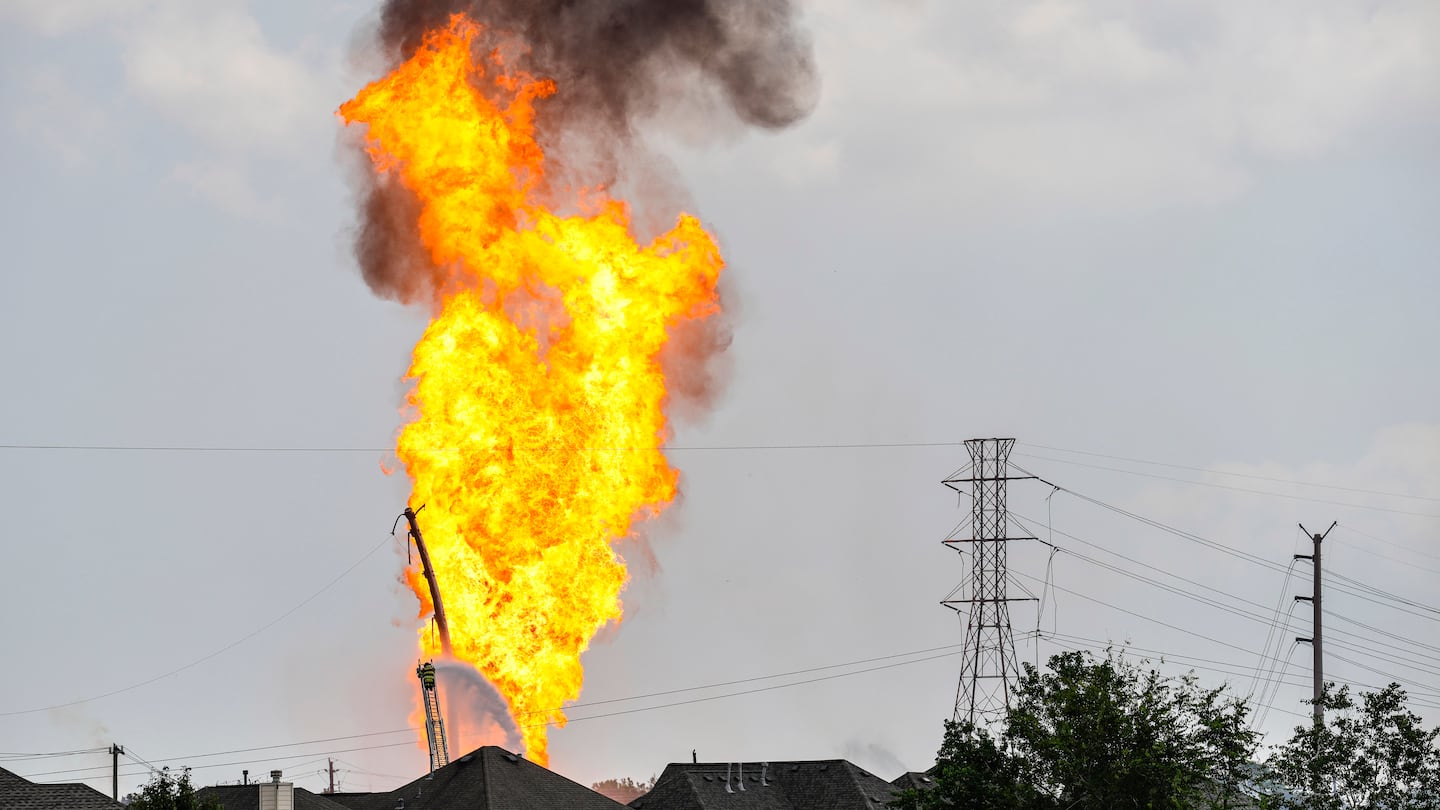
[784,0,1440,209]
[9,68,114,170]
[6,0,339,215]
[0,0,152,35]
[167,159,273,218]
[116,3,333,156]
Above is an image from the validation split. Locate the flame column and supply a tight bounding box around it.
[941,438,1036,726]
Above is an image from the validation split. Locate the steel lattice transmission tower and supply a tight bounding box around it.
[942,438,1036,726]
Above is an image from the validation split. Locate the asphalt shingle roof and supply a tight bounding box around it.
[629,761,902,810]
[324,746,625,810]
[0,765,124,810]
[889,771,936,792]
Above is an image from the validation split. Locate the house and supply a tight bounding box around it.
[628,760,908,810]
[320,745,627,810]
[0,764,124,810]
[196,770,353,810]
[889,772,935,793]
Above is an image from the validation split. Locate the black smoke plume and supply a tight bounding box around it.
[347,0,818,304]
[376,0,818,132]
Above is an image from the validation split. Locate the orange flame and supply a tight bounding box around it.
[339,15,723,765]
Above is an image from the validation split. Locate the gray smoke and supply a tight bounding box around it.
[346,0,818,304]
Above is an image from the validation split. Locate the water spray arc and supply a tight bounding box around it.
[941,438,1036,726]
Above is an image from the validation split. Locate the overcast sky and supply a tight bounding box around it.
[1,0,1437,799]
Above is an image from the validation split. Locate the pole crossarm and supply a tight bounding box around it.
[1296,521,1336,728]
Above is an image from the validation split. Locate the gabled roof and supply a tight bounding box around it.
[325,746,625,810]
[195,784,354,810]
[629,761,901,810]
[890,771,936,792]
[0,765,124,810]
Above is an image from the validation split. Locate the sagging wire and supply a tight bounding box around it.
[1034,486,1061,668]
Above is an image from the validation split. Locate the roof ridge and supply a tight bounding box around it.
[479,745,494,809]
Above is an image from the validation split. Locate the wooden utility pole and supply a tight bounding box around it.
[403,506,453,656]
[110,744,123,800]
[327,758,336,794]
[1294,521,1336,726]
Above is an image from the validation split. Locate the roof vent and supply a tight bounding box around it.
[724,762,733,794]
[503,754,519,763]
[270,770,283,783]
[761,763,770,787]
[395,801,405,810]
[702,775,713,782]
[737,762,745,792]
[459,754,473,763]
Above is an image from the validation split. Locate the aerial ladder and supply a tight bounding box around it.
[417,661,451,773]
[397,506,453,774]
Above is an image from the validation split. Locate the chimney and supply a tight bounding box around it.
[258,770,294,810]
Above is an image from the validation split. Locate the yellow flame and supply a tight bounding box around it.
[339,15,723,764]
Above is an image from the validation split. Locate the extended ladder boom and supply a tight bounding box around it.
[417,661,450,773]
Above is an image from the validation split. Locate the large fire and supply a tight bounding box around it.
[339,15,723,764]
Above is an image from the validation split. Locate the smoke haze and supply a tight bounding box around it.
[346,0,818,305]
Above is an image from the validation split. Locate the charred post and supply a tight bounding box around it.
[405,506,454,657]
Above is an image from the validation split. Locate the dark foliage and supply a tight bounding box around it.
[123,768,222,810]
[1264,682,1440,809]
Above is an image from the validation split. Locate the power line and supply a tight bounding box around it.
[15,639,982,780]
[521,646,984,730]
[0,747,108,762]
[1021,472,1440,630]
[1008,566,1440,702]
[25,745,413,782]
[1022,443,1440,504]
[1013,452,1440,518]
[1329,534,1440,577]
[2,436,1430,511]
[1032,631,1310,722]
[1336,522,1440,564]
[1005,511,1440,679]
[0,534,394,717]
[513,642,967,717]
[19,729,420,777]
[0,440,971,453]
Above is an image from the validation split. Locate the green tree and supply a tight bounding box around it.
[1265,682,1440,809]
[123,768,222,810]
[898,650,1262,810]
[890,721,1037,810]
[591,775,656,803]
